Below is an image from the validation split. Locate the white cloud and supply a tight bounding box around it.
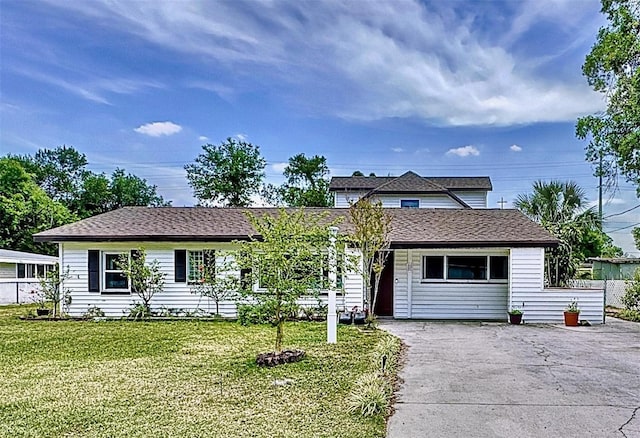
[391,147,404,153]
[43,0,604,126]
[134,121,182,137]
[271,162,288,173]
[198,135,209,141]
[510,144,523,152]
[236,133,248,141]
[446,145,480,157]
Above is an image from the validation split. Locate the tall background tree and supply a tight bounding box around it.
[576,0,640,195]
[185,138,266,207]
[515,180,620,285]
[2,145,169,253]
[0,158,75,255]
[263,153,332,207]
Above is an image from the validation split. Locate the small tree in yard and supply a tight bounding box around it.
[117,249,165,317]
[235,208,339,354]
[348,198,393,325]
[38,264,72,318]
[191,252,239,317]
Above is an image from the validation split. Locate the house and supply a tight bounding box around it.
[329,171,492,208]
[0,249,57,304]
[32,205,604,323]
[589,257,640,280]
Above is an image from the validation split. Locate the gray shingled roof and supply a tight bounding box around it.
[34,207,558,248]
[329,173,492,191]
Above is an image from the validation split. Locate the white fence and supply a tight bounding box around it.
[0,280,40,305]
[512,285,605,324]
[569,279,630,309]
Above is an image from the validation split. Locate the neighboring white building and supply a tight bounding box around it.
[329,171,492,209]
[0,249,57,304]
[32,206,604,323]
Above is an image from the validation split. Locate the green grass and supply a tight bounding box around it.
[0,304,398,437]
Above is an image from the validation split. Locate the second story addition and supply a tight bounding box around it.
[329,171,492,209]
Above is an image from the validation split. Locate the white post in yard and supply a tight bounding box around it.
[327,226,338,344]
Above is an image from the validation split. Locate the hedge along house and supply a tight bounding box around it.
[30,206,611,323]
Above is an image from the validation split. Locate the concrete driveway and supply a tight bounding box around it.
[381,318,640,438]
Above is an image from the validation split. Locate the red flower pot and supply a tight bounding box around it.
[563,311,579,326]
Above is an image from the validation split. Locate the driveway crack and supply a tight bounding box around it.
[619,406,639,438]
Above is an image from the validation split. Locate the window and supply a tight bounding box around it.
[422,255,508,281]
[16,263,52,279]
[423,256,444,279]
[103,252,129,291]
[401,199,419,208]
[490,256,509,280]
[187,250,215,284]
[447,256,487,280]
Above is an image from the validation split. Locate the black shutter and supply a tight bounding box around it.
[175,250,186,283]
[131,249,141,261]
[88,250,100,292]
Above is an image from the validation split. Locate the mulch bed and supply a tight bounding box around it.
[256,349,305,367]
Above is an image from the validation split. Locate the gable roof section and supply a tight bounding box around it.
[329,173,492,192]
[0,249,58,264]
[34,207,558,248]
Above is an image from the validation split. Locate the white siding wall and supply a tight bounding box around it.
[393,250,409,318]
[452,191,487,208]
[395,249,509,320]
[509,248,605,323]
[61,242,363,318]
[333,192,464,208]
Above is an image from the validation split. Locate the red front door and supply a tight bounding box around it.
[373,252,394,317]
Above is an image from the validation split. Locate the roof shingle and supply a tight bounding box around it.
[34,207,558,248]
[329,173,492,191]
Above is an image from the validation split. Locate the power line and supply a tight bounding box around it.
[606,222,640,233]
[603,204,640,219]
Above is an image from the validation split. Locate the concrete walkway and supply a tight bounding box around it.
[381,318,640,438]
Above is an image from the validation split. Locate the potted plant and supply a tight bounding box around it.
[507,307,523,325]
[563,299,580,326]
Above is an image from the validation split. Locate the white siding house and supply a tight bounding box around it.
[329,171,491,209]
[59,241,364,318]
[32,206,595,323]
[0,249,57,304]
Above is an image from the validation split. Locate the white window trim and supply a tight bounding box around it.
[102,252,130,293]
[421,254,509,284]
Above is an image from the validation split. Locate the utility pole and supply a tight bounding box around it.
[497,197,507,209]
[598,152,603,229]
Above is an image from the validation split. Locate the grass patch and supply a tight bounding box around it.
[0,304,399,437]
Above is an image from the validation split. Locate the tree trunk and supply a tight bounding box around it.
[275,299,283,352]
[215,299,220,316]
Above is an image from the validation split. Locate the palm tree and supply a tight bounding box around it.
[515,180,598,286]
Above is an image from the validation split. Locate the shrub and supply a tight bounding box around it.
[83,306,105,319]
[347,373,392,416]
[372,336,402,374]
[622,268,640,311]
[618,309,640,322]
[126,303,151,320]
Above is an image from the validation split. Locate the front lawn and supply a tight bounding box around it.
[0,305,397,437]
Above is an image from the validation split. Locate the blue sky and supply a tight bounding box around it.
[1,0,638,254]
